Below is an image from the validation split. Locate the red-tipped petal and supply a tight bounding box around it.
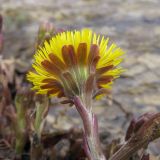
[41,60,61,76]
[57,91,65,98]
[97,75,113,85]
[93,88,111,99]
[77,43,87,65]
[47,88,60,95]
[48,53,66,70]
[88,44,100,72]
[62,45,77,68]
[42,78,58,83]
[96,65,114,75]
[41,82,62,90]
[68,45,77,66]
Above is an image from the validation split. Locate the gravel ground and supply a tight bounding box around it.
[1,0,160,156]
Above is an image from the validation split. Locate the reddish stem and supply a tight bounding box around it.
[73,96,106,160]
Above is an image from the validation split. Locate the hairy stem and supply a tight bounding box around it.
[73,96,106,160]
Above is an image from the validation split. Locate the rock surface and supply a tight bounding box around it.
[1,0,160,155]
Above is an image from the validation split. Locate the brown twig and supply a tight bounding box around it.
[109,113,160,160]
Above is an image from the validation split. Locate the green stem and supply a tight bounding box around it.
[15,135,25,154]
[15,97,26,154]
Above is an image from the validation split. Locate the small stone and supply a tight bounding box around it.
[125,64,146,76]
[138,53,160,69]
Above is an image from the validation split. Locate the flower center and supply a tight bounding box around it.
[40,42,101,99]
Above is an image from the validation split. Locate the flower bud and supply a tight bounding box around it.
[36,22,63,49]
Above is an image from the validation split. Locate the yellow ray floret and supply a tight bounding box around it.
[27,28,125,98]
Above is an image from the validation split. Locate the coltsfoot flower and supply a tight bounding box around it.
[27,29,124,101]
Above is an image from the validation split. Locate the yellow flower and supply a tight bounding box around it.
[27,28,124,99]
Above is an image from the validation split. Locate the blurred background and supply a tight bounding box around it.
[0,0,160,156]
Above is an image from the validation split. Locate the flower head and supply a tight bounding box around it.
[27,29,124,100]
